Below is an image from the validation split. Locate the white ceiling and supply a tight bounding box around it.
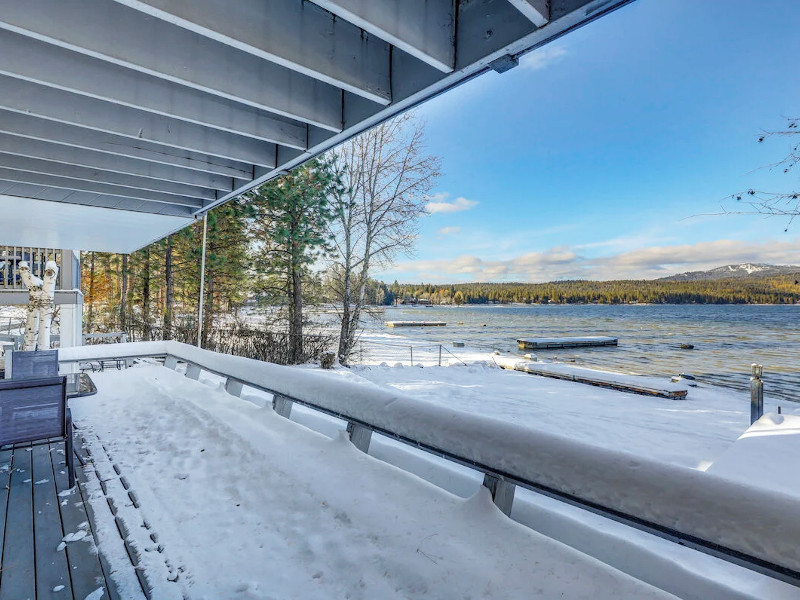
[0,0,630,253]
[0,195,192,252]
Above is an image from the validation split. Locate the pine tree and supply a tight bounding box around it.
[246,159,337,363]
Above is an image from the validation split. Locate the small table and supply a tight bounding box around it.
[65,372,97,399]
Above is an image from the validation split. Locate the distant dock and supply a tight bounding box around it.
[495,357,688,400]
[517,336,618,350]
[386,321,446,327]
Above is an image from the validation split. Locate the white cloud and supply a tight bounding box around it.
[437,226,461,236]
[382,237,800,283]
[426,193,479,214]
[520,45,568,71]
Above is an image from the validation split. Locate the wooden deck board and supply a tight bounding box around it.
[0,448,13,595]
[0,439,125,599]
[51,441,110,600]
[72,448,126,600]
[32,443,73,600]
[0,445,35,600]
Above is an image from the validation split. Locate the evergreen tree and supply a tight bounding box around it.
[246,159,337,363]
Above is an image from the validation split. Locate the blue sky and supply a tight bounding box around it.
[375,0,800,283]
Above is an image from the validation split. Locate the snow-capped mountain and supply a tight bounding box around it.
[661,264,800,281]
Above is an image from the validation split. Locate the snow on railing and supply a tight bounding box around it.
[58,341,800,586]
[0,246,61,290]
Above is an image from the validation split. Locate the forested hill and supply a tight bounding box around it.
[385,272,800,305]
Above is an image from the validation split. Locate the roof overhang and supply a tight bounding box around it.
[0,0,632,252]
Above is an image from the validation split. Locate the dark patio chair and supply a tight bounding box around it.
[0,376,74,487]
[9,349,59,379]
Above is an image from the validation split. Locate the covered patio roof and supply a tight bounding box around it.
[0,0,630,252]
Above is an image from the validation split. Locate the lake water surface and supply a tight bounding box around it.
[375,304,800,403]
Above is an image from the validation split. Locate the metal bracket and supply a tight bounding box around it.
[483,473,516,516]
[224,377,244,397]
[185,363,202,380]
[346,422,372,453]
[273,394,293,418]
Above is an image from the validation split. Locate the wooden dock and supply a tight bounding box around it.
[517,336,618,350]
[495,358,688,400]
[386,321,446,327]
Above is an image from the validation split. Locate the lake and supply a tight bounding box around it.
[372,304,800,403]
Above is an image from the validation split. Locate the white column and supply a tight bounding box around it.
[58,249,83,374]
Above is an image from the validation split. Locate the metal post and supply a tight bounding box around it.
[438,344,442,367]
[750,363,763,425]
[185,363,202,380]
[346,422,373,453]
[482,474,515,516]
[196,214,208,348]
[273,394,294,418]
[224,377,244,397]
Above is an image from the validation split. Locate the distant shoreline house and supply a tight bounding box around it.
[398,297,432,306]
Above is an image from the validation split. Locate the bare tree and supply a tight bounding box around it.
[328,113,441,364]
[728,117,799,229]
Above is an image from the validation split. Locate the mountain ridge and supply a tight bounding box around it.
[659,263,800,282]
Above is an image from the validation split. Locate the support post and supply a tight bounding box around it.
[164,355,178,370]
[185,362,202,380]
[273,394,293,418]
[225,377,244,397]
[196,213,208,348]
[482,474,515,517]
[750,363,763,425]
[438,345,442,367]
[346,422,372,453]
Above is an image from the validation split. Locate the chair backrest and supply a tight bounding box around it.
[0,376,67,446]
[10,349,59,379]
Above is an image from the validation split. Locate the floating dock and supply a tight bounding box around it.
[385,321,446,327]
[495,357,688,400]
[517,336,618,350]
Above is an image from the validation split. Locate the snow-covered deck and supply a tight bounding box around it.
[51,342,800,598]
[71,365,672,599]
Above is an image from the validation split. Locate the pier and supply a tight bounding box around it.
[386,321,446,327]
[496,358,688,400]
[517,336,618,350]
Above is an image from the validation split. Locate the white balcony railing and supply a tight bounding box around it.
[0,245,61,290]
[58,341,800,588]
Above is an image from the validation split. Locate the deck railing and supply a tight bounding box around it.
[0,246,61,290]
[58,340,800,587]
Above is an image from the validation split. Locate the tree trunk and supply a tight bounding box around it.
[343,237,373,363]
[288,236,303,363]
[164,236,174,340]
[19,264,42,351]
[87,252,96,333]
[202,275,213,348]
[142,247,151,341]
[290,267,303,363]
[37,261,58,350]
[337,225,353,364]
[120,254,128,333]
[338,272,351,364]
